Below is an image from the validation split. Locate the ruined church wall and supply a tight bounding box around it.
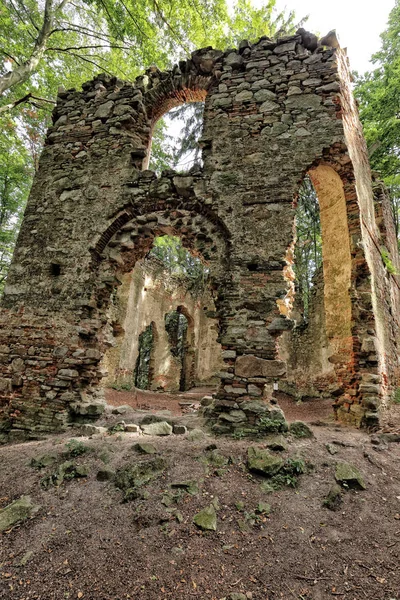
[0,30,395,434]
[102,260,222,391]
[335,52,400,412]
[280,269,336,397]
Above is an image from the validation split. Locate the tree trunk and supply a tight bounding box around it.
[0,0,68,96]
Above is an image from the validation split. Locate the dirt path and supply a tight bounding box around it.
[1,406,399,600]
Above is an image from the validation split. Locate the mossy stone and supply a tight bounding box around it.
[323,484,343,510]
[141,421,172,436]
[193,505,217,531]
[133,442,157,454]
[0,496,41,532]
[30,454,57,469]
[289,421,314,438]
[335,462,366,490]
[265,435,288,451]
[247,446,284,476]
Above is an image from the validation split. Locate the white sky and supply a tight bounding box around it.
[273,0,395,73]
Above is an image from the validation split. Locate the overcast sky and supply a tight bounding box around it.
[274,0,395,73]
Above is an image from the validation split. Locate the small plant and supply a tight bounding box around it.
[381,247,398,275]
[284,457,307,475]
[108,423,125,434]
[257,417,284,434]
[260,457,308,492]
[231,429,247,440]
[65,439,89,457]
[110,382,133,392]
[393,388,400,404]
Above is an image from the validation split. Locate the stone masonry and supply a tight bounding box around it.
[0,28,399,437]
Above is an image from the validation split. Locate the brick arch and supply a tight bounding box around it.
[284,156,383,424]
[95,205,229,396]
[92,198,231,260]
[141,48,223,125]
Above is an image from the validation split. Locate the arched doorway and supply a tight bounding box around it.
[280,164,355,406]
[95,201,229,402]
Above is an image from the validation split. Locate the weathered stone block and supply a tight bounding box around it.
[235,355,286,378]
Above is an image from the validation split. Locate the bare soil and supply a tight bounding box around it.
[105,386,214,416]
[0,395,399,600]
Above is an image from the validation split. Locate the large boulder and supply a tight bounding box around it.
[289,421,314,439]
[335,462,366,490]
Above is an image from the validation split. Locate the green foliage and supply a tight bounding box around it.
[148,235,208,294]
[110,382,134,391]
[231,429,247,440]
[149,103,205,173]
[354,1,400,242]
[260,457,307,492]
[219,0,305,47]
[65,439,89,457]
[293,176,322,319]
[257,416,284,433]
[108,422,126,433]
[393,388,400,404]
[380,247,398,274]
[0,124,33,293]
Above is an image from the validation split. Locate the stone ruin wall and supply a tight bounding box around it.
[0,28,399,438]
[280,268,337,399]
[102,258,223,391]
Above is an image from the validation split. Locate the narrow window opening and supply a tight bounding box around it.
[134,323,155,390]
[50,263,61,277]
[148,102,205,174]
[165,310,189,392]
[293,175,322,321]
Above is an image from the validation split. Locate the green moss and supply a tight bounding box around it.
[381,247,398,275]
[393,388,400,404]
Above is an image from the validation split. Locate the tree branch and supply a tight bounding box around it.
[0,93,55,114]
[0,0,71,95]
[152,0,190,53]
[0,51,20,66]
[46,44,132,52]
[53,50,116,76]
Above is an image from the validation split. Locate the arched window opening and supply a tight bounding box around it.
[148,102,205,174]
[293,175,322,321]
[134,322,155,390]
[165,310,190,391]
[101,230,223,398]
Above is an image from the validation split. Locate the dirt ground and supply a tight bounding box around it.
[104,388,336,424]
[0,394,399,600]
[105,386,214,416]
